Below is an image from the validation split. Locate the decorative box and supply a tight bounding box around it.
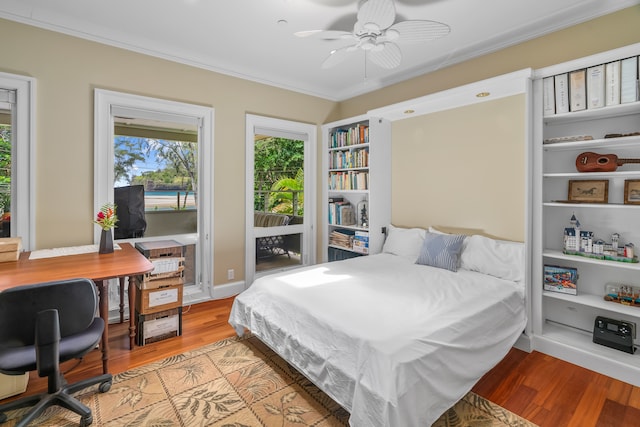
[135,307,182,346]
[0,372,28,399]
[0,237,21,262]
[135,240,184,259]
[135,283,183,314]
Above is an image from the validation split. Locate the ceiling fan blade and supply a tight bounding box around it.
[357,0,396,31]
[322,45,356,69]
[388,20,451,43]
[294,30,355,40]
[368,42,401,69]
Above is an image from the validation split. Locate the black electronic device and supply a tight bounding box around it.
[593,316,636,354]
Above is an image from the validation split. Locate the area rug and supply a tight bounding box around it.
[3,334,537,426]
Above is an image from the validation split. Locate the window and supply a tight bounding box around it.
[0,73,35,249]
[95,89,214,304]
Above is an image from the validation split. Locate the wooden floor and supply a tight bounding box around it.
[5,297,640,426]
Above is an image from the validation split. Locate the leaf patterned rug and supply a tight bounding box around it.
[2,334,537,426]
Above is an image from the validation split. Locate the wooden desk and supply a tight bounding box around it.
[0,243,154,373]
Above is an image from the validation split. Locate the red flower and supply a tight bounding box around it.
[93,203,118,230]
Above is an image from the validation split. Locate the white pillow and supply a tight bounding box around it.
[460,234,524,282]
[382,224,426,261]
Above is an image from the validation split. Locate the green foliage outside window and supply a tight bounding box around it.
[254,137,304,214]
[0,125,10,212]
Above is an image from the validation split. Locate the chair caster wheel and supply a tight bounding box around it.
[99,380,112,393]
[80,413,93,426]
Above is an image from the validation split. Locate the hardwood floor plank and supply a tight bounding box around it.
[628,386,640,408]
[568,374,610,427]
[4,296,640,426]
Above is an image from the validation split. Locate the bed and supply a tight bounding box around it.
[229,225,526,426]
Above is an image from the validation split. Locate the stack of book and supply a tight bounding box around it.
[328,198,356,225]
[329,229,355,249]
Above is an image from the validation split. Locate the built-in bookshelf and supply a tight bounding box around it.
[532,42,640,386]
[321,115,391,262]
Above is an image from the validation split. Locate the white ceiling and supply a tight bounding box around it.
[1,0,638,101]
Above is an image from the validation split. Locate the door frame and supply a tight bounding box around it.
[244,114,316,287]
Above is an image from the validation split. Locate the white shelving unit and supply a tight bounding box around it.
[531,42,640,385]
[321,115,391,262]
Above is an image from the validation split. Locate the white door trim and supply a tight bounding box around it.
[245,114,316,288]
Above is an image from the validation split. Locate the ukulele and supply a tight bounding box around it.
[575,152,640,172]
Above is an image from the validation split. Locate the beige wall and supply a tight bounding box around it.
[391,95,526,242]
[0,18,337,284]
[1,6,639,286]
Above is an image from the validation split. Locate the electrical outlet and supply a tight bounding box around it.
[227,269,234,280]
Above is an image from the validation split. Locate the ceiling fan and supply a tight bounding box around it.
[295,0,450,69]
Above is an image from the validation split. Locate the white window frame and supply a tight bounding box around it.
[94,89,214,303]
[245,114,316,287]
[0,72,35,250]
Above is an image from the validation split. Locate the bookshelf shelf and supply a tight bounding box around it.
[532,42,640,386]
[321,115,391,262]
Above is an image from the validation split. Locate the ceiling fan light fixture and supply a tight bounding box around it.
[361,37,376,50]
[301,0,450,70]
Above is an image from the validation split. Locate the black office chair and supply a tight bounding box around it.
[0,278,113,426]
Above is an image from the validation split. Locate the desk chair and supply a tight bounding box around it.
[0,278,113,427]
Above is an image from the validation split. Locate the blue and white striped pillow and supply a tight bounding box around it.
[415,232,465,272]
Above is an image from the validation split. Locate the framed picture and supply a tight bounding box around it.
[624,179,640,205]
[568,179,608,203]
[543,265,578,295]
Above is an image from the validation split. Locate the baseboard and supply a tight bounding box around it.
[514,332,532,352]
[212,280,245,299]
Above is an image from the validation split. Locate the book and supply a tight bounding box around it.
[605,61,621,106]
[620,56,638,103]
[542,77,555,116]
[586,64,605,109]
[543,265,578,295]
[569,69,586,112]
[554,73,569,114]
[352,231,369,254]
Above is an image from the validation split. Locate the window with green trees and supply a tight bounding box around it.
[254,137,304,215]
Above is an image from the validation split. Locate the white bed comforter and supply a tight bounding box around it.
[229,253,526,427]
